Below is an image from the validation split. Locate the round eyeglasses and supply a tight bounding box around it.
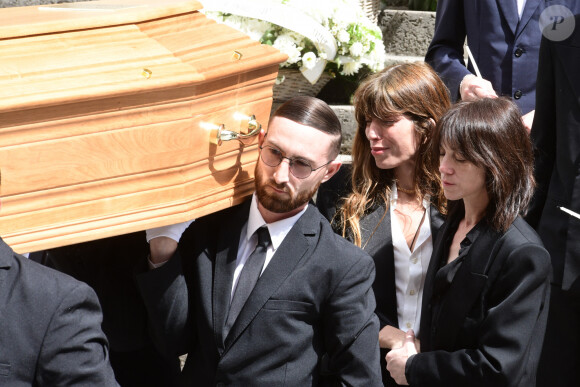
[259,145,333,179]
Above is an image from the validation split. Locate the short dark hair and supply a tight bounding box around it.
[271,96,342,158]
[434,98,535,231]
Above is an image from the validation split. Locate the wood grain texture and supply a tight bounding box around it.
[0,0,288,253]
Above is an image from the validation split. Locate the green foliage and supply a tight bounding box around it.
[408,0,437,11]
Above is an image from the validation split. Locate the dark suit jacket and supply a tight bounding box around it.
[137,199,382,386]
[425,0,558,114]
[407,213,551,386]
[316,166,445,386]
[46,232,181,386]
[526,11,580,293]
[0,237,118,386]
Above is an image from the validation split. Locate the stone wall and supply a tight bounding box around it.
[380,9,435,65]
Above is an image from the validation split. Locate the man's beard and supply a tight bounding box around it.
[254,165,320,214]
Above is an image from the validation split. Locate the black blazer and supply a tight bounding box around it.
[316,166,445,386]
[137,199,382,386]
[0,238,117,386]
[407,213,551,386]
[527,11,580,293]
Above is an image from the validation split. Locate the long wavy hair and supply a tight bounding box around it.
[338,62,450,246]
[435,98,535,232]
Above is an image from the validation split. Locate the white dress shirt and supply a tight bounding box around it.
[390,185,433,336]
[231,194,307,299]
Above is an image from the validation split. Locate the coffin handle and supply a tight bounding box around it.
[210,115,262,146]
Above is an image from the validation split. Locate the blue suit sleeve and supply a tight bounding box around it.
[425,0,471,101]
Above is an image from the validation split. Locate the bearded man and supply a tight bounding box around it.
[137,96,381,386]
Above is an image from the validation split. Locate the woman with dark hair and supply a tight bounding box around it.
[316,62,450,386]
[386,98,551,386]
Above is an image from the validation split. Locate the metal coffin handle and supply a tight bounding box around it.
[210,115,261,146]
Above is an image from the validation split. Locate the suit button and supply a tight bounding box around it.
[514,48,523,57]
[514,90,522,99]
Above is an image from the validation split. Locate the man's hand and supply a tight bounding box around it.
[386,329,418,385]
[146,220,194,267]
[522,110,535,134]
[380,325,421,351]
[149,236,179,266]
[460,74,497,101]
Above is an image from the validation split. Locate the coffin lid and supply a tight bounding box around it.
[0,0,288,112]
[0,0,288,253]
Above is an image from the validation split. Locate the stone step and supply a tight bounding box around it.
[385,54,425,66]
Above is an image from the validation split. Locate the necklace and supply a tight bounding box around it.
[396,185,415,195]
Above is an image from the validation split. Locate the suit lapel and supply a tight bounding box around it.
[361,204,397,326]
[0,239,15,323]
[515,0,541,38]
[414,205,445,318]
[429,206,445,240]
[432,225,502,350]
[423,206,446,311]
[213,201,250,353]
[0,238,12,269]
[420,216,452,347]
[496,0,519,36]
[222,204,319,352]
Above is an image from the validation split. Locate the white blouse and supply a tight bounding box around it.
[389,185,433,336]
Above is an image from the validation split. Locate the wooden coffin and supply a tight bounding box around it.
[0,0,287,253]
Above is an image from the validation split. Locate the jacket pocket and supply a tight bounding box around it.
[263,299,315,314]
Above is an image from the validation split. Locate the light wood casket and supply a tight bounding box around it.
[0,0,287,253]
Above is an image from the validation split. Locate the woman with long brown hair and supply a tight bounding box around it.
[316,62,450,386]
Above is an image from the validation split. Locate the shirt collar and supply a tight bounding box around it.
[246,193,308,251]
[447,206,486,260]
[460,218,485,250]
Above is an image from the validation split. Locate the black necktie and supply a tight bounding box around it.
[224,226,271,337]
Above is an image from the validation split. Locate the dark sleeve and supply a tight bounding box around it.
[135,251,193,358]
[407,243,551,386]
[37,282,118,386]
[322,248,383,386]
[526,36,556,228]
[315,163,352,224]
[424,0,470,101]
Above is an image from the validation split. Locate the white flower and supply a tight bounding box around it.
[332,6,354,26]
[204,0,386,79]
[273,38,302,65]
[337,29,350,43]
[244,19,272,41]
[341,60,363,76]
[349,42,364,57]
[275,33,302,48]
[302,52,317,69]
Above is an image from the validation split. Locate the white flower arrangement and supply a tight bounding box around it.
[205,0,386,82]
